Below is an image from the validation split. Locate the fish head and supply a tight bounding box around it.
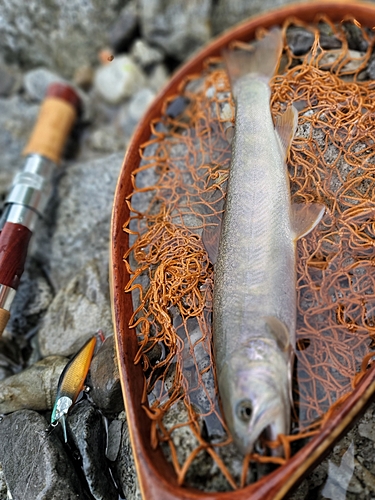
[218,350,290,455]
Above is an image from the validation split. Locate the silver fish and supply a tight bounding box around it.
[208,29,325,455]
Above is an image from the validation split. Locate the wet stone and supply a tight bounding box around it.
[0,410,89,499]
[88,335,124,415]
[67,399,118,500]
[114,411,142,500]
[0,355,68,414]
[106,418,123,462]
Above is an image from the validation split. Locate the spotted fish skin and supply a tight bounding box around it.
[213,29,324,455]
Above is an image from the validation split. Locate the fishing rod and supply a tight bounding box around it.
[0,83,81,336]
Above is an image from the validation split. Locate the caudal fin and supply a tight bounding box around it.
[223,28,283,97]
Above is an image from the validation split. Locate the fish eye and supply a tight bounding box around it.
[236,399,253,423]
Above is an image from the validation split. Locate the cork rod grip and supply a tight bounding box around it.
[23,97,77,163]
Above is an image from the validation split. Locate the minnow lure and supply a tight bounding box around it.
[51,336,96,442]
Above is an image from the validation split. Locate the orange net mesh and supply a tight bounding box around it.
[124,16,375,490]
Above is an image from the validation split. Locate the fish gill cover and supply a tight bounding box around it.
[123,15,375,491]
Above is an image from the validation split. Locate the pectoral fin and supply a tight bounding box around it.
[291,203,325,240]
[275,105,298,158]
[264,316,290,352]
[202,220,222,264]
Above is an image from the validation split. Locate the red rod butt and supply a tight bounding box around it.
[46,82,82,116]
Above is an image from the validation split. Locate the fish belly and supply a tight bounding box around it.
[213,78,296,370]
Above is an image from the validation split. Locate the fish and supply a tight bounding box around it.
[50,336,97,442]
[206,28,325,456]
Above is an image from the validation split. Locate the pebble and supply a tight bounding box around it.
[87,335,124,414]
[67,399,118,500]
[131,39,164,68]
[38,261,113,357]
[0,356,68,414]
[128,87,156,123]
[0,410,88,499]
[148,63,170,92]
[23,67,66,101]
[73,65,94,91]
[139,0,212,60]
[94,55,146,104]
[108,0,139,53]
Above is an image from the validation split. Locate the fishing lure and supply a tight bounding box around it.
[51,336,96,442]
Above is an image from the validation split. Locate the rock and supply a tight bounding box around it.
[0,410,89,499]
[23,67,66,101]
[73,65,95,91]
[0,464,8,500]
[47,152,124,288]
[0,355,68,414]
[131,39,164,68]
[0,0,125,79]
[94,55,146,104]
[118,87,156,138]
[0,64,18,97]
[108,0,139,53]
[114,411,142,500]
[38,261,113,357]
[211,0,295,35]
[106,418,123,462]
[148,63,170,92]
[0,96,39,193]
[139,0,212,60]
[88,124,126,153]
[67,400,118,500]
[286,27,315,56]
[7,265,53,337]
[87,335,124,414]
[0,335,22,375]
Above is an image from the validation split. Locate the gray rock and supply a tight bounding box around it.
[106,418,123,462]
[23,67,66,101]
[0,355,68,414]
[140,0,212,60]
[67,400,118,500]
[48,152,124,288]
[94,55,146,105]
[0,64,18,97]
[0,96,39,194]
[114,411,142,500]
[38,261,113,357]
[0,0,125,78]
[148,63,170,93]
[88,335,124,414]
[128,87,156,123]
[0,464,8,500]
[109,0,139,53]
[211,0,299,35]
[131,39,164,68]
[88,124,126,153]
[0,410,88,499]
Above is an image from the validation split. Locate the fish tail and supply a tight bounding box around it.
[223,28,283,97]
